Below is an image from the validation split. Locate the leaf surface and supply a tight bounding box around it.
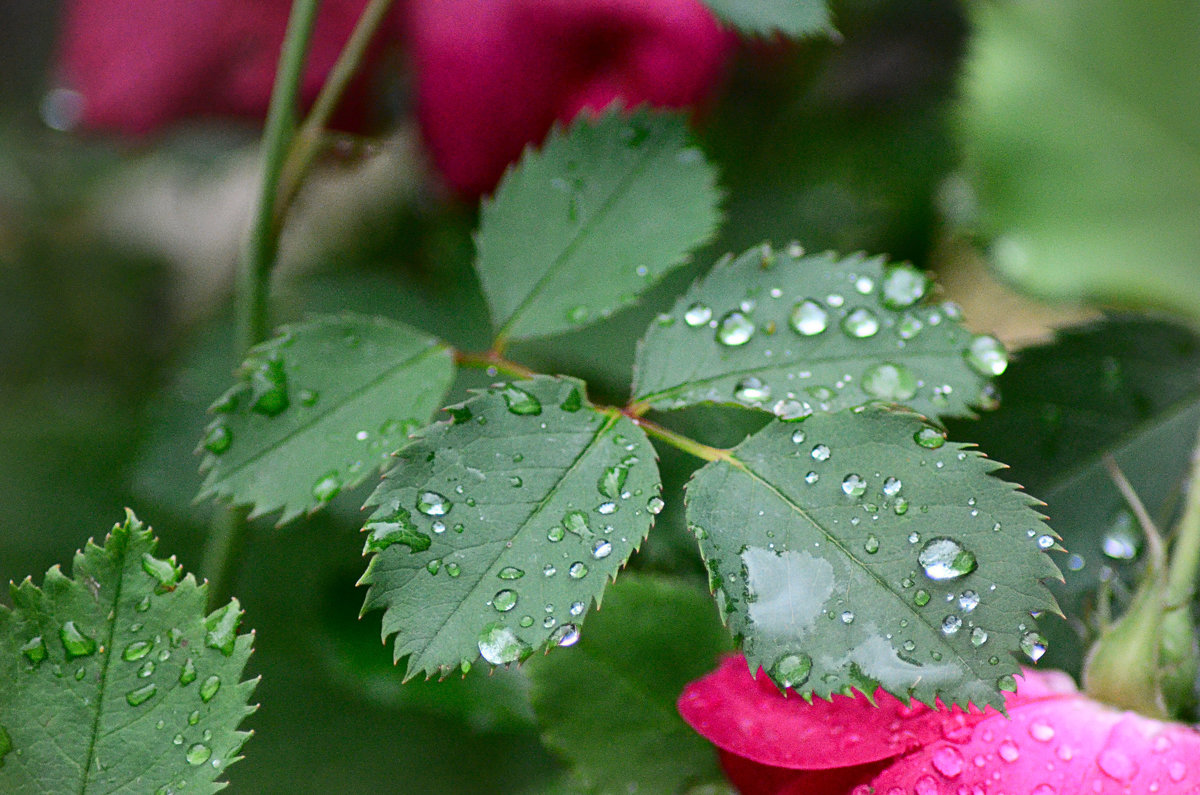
[685,407,1061,709]
[198,314,455,524]
[633,245,999,421]
[701,0,833,37]
[360,377,663,677]
[477,108,721,343]
[529,574,730,794]
[0,512,256,794]
[961,0,1200,322]
[949,317,1200,670]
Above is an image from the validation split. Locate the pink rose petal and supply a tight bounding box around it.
[409,0,732,197]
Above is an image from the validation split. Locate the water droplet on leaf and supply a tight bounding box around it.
[918,538,978,581]
[789,300,828,336]
[841,308,880,338]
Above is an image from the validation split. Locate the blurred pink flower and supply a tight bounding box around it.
[54,0,399,135]
[679,654,1200,794]
[409,0,732,198]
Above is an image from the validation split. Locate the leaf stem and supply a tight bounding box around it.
[1166,422,1200,608]
[209,0,322,610]
[628,414,731,463]
[455,350,540,380]
[275,0,398,224]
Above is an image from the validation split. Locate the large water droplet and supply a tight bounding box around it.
[1020,632,1047,663]
[930,745,964,778]
[914,427,946,449]
[562,510,591,538]
[862,363,918,401]
[965,335,1009,377]
[21,636,47,665]
[684,303,712,327]
[126,683,157,707]
[204,602,241,657]
[841,308,880,338]
[417,491,452,516]
[568,562,588,579]
[647,496,665,515]
[914,590,931,607]
[186,743,212,766]
[970,627,989,647]
[1102,509,1141,561]
[1097,748,1135,782]
[811,444,831,462]
[864,535,879,554]
[772,653,813,688]
[881,264,929,309]
[734,376,771,404]
[247,351,289,417]
[478,623,530,664]
[60,621,96,658]
[958,590,979,612]
[200,674,221,703]
[179,658,197,686]
[492,590,518,612]
[841,474,867,497]
[716,311,755,346]
[311,471,341,503]
[941,615,962,635]
[123,641,153,662]
[591,540,613,559]
[789,300,828,336]
[598,465,628,499]
[882,477,902,497]
[364,508,431,554]
[550,623,580,647]
[502,386,542,416]
[918,538,977,581]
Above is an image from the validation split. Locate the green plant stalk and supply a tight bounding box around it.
[1166,422,1200,609]
[275,0,398,225]
[454,350,540,380]
[630,415,731,463]
[208,0,323,610]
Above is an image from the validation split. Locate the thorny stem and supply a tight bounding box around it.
[1166,422,1200,610]
[275,0,399,224]
[207,0,322,610]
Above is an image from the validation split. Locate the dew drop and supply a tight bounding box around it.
[970,627,989,647]
[734,376,771,404]
[914,590,931,607]
[862,363,918,401]
[894,497,909,515]
[501,386,542,416]
[716,311,755,346]
[882,477,902,497]
[202,424,232,455]
[248,352,289,416]
[492,590,518,612]
[1097,748,1136,782]
[179,658,197,686]
[598,465,628,499]
[931,745,964,778]
[811,444,831,462]
[550,624,580,647]
[445,563,461,578]
[204,602,240,657]
[897,313,924,339]
[772,653,812,688]
[789,300,828,336]
[805,471,819,484]
[791,429,807,444]
[569,601,586,617]
[958,590,979,612]
[997,674,1018,692]
[311,471,341,503]
[199,675,221,703]
[647,496,665,515]
[841,611,855,624]
[1028,720,1055,742]
[186,743,212,766]
[998,739,1020,762]
[684,304,712,327]
[498,567,524,580]
[142,553,182,592]
[941,615,962,635]
[1020,632,1047,663]
[772,399,811,420]
[126,683,157,707]
[569,562,588,579]
[1036,534,1055,550]
[918,538,977,581]
[881,264,929,309]
[478,623,530,664]
[60,621,96,658]
[965,335,1009,377]
[591,540,613,560]
[122,641,153,662]
[417,491,452,516]
[841,474,867,497]
[864,535,880,554]
[1102,510,1141,560]
[914,427,946,449]
[21,637,47,665]
[841,308,880,338]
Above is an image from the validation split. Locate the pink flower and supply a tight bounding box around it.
[53,0,400,136]
[409,0,732,198]
[678,655,1200,794]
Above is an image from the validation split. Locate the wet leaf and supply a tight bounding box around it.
[949,316,1200,673]
[701,0,833,37]
[360,377,662,678]
[477,108,721,344]
[684,406,1061,710]
[198,314,455,525]
[961,0,1200,322]
[633,245,997,421]
[0,511,256,793]
[529,574,730,794]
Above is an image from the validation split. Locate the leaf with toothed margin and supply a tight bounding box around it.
[0,511,257,794]
[359,376,663,679]
[477,107,721,344]
[701,0,834,37]
[684,406,1062,710]
[632,244,1003,422]
[197,314,455,525]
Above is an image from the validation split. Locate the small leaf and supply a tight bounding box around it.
[198,314,455,524]
[701,0,834,37]
[477,108,721,343]
[529,574,731,795]
[360,376,663,678]
[0,511,256,793]
[949,317,1200,670]
[633,245,997,421]
[961,0,1200,322]
[684,407,1061,710]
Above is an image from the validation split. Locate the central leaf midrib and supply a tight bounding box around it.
[731,450,980,681]
[495,139,664,340]
[409,411,621,671]
[207,343,447,491]
[637,345,975,404]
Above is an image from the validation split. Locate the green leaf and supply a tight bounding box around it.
[633,245,1001,421]
[198,314,455,524]
[477,108,721,344]
[360,376,663,678]
[529,574,730,795]
[684,407,1061,709]
[701,0,833,37]
[949,317,1200,671]
[961,0,1200,322]
[0,511,256,793]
